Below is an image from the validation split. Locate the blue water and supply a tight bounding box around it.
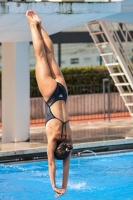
[0,152,133,200]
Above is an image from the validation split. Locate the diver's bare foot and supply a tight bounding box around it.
[25,10,38,25]
[32,12,41,24]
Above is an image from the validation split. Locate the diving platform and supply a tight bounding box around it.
[0,1,121,42]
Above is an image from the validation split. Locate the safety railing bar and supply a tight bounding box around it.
[107,22,133,92]
[118,23,133,60]
[109,22,133,76]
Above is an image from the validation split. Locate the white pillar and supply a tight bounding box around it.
[2,42,30,143]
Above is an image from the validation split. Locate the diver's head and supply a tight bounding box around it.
[54,140,73,160]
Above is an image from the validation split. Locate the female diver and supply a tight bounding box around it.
[26,10,73,198]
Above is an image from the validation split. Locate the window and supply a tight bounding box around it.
[70,58,79,64]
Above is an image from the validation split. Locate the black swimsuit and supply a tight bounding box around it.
[44,82,69,134]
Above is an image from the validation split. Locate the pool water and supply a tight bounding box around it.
[0,152,133,200]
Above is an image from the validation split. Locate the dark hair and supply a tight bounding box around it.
[54,140,73,160]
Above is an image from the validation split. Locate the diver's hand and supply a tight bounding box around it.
[52,185,58,193]
[54,192,64,198]
[53,186,66,193]
[53,187,66,198]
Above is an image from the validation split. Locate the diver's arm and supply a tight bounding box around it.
[62,153,71,191]
[47,139,66,198]
[47,139,57,189]
[61,133,73,191]
[54,154,71,198]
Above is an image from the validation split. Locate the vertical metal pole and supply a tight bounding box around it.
[100,56,102,65]
[58,43,61,67]
[108,76,110,121]
[103,79,105,121]
[103,78,110,121]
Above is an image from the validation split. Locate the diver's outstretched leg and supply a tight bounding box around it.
[31,11,67,89]
[26,10,57,101]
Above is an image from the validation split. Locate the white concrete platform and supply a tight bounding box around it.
[74,138,133,149]
[0,142,46,157]
[0,1,121,42]
[0,119,133,161]
[104,0,133,23]
[0,0,132,42]
[0,138,133,159]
